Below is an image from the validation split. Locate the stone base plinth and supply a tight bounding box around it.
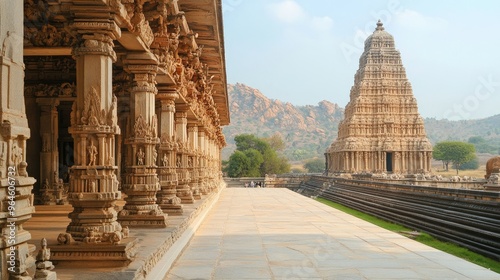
[50,238,138,267]
[118,214,168,228]
[200,185,210,195]
[34,271,57,280]
[34,260,57,280]
[179,197,194,204]
[193,187,202,200]
[484,184,500,191]
[158,203,183,216]
[177,183,194,204]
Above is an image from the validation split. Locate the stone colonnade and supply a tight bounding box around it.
[328,151,432,173]
[2,0,227,277]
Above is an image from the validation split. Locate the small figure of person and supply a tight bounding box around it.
[250,181,255,188]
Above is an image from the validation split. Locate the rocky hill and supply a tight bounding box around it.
[222,83,344,160]
[222,83,500,160]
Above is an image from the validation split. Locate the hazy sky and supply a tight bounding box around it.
[222,0,500,120]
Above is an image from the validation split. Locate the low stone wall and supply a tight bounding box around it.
[224,177,265,188]
[224,174,318,189]
[350,174,488,190]
[264,174,318,189]
[297,175,500,202]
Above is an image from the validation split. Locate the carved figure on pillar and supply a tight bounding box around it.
[153,148,158,166]
[137,148,145,165]
[88,141,97,166]
[162,153,168,167]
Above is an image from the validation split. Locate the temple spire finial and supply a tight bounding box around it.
[376,19,384,31]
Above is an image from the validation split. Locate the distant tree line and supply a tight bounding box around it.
[468,136,500,155]
[303,158,325,173]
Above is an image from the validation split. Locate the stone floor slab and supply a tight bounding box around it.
[24,185,225,280]
[166,188,500,280]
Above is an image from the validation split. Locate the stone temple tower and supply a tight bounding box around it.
[326,21,432,174]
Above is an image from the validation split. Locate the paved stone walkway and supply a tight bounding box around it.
[166,188,500,280]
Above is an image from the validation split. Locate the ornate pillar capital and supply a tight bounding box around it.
[123,52,160,93]
[70,21,120,61]
[159,99,176,112]
[36,97,60,108]
[157,86,179,102]
[187,124,198,133]
[175,111,188,120]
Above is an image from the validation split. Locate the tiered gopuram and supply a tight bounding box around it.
[326,21,432,174]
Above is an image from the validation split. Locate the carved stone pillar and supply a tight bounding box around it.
[28,4,138,269]
[204,138,212,192]
[37,98,60,205]
[64,20,124,241]
[216,141,224,184]
[0,1,36,278]
[203,135,212,192]
[427,152,432,172]
[156,88,183,215]
[175,111,194,203]
[119,52,167,228]
[198,128,209,195]
[394,152,400,173]
[208,138,218,191]
[187,124,201,199]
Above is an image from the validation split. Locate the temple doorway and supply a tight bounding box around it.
[386,152,393,173]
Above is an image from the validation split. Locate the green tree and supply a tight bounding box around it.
[244,148,264,177]
[433,141,476,174]
[459,156,479,170]
[234,134,268,153]
[264,133,285,152]
[261,148,290,175]
[225,134,290,177]
[304,158,325,173]
[226,151,249,177]
[468,136,495,153]
[433,142,450,171]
